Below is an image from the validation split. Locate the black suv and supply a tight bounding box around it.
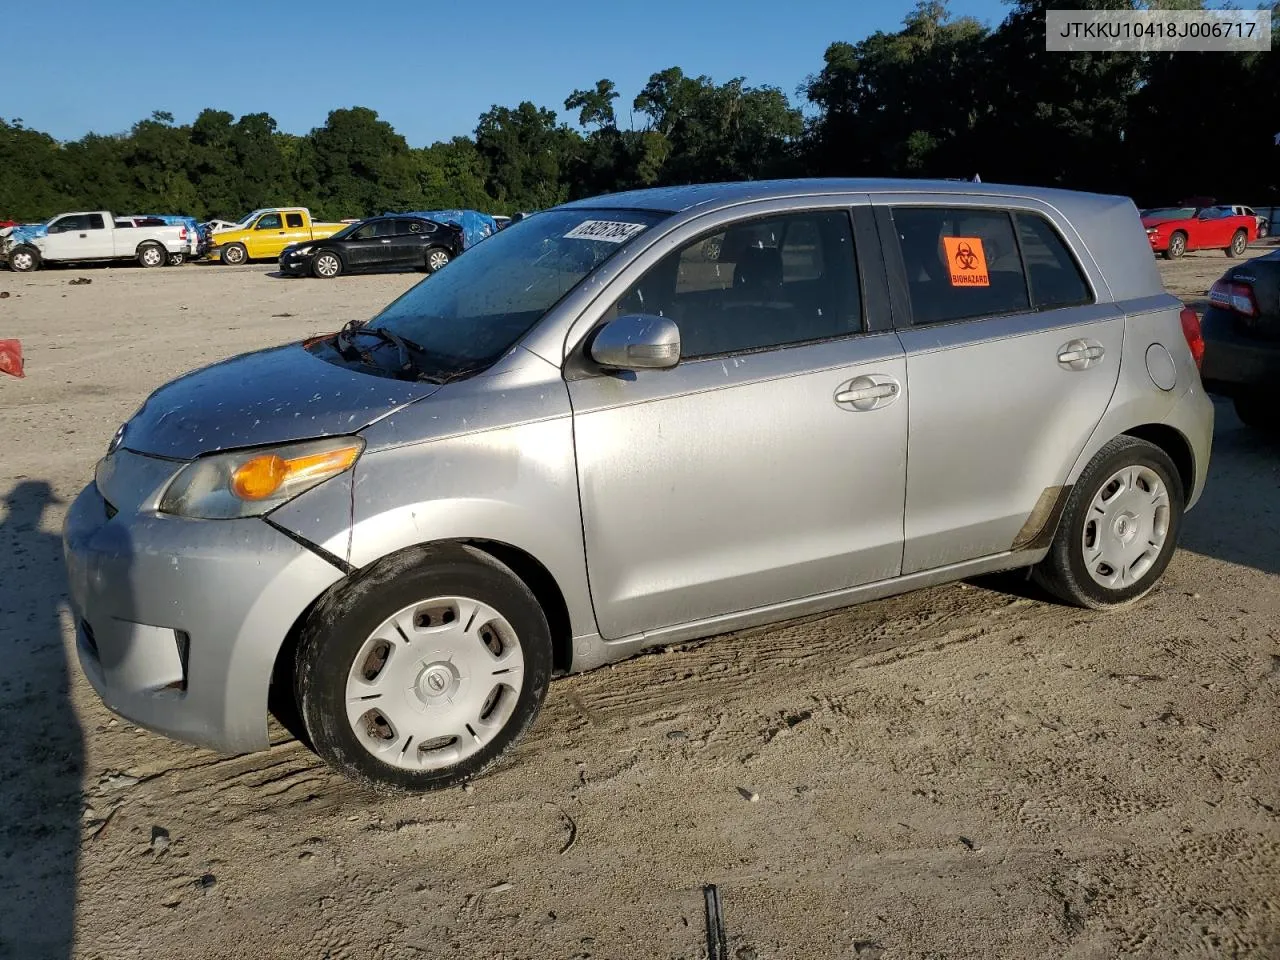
[1199,247,1280,432]
[279,215,463,279]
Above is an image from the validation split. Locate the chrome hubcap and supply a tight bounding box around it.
[344,595,524,770]
[226,247,243,263]
[12,252,31,270]
[1082,465,1170,589]
[144,249,161,265]
[429,251,448,270]
[317,255,339,276]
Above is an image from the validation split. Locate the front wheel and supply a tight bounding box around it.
[7,244,40,272]
[1227,229,1248,257]
[220,242,247,266]
[424,247,451,274]
[1032,436,1184,609]
[167,252,186,266]
[312,251,342,279]
[1163,232,1187,260]
[294,544,553,792]
[138,242,166,268]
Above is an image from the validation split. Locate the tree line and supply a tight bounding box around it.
[1,0,1275,224]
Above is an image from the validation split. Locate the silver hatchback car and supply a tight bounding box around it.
[64,179,1214,791]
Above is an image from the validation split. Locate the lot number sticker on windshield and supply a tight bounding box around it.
[564,220,648,243]
[942,236,990,287]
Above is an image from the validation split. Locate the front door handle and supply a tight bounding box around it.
[1058,339,1105,370]
[835,375,901,411]
[380,239,392,243]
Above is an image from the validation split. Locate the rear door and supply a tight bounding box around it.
[345,220,397,268]
[282,210,309,247]
[394,218,436,266]
[875,196,1123,574]
[568,201,909,639]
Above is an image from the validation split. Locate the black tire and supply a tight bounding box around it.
[294,543,553,793]
[1162,231,1187,260]
[7,244,40,272]
[1032,436,1184,610]
[424,247,451,274]
[1226,229,1248,257]
[137,242,166,268]
[311,250,343,279]
[1233,395,1280,432]
[220,242,247,266]
[167,252,186,266]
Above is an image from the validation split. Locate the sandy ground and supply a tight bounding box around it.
[0,250,1277,960]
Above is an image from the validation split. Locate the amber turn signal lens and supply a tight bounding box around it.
[229,444,362,502]
[230,454,289,501]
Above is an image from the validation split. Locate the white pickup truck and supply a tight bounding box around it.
[1,211,190,272]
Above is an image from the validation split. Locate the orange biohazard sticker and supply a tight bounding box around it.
[942,237,989,287]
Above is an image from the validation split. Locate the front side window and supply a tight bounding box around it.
[346,208,666,376]
[611,211,862,360]
[285,212,304,228]
[891,207,1029,325]
[256,214,282,230]
[52,214,89,233]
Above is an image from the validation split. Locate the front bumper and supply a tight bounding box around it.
[63,477,345,754]
[278,253,311,275]
[1200,310,1280,397]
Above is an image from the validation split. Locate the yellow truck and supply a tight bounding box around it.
[208,207,348,264]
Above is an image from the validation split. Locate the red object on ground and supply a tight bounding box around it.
[0,339,24,378]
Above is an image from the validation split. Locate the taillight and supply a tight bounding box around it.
[1179,305,1204,370]
[179,227,188,240]
[1208,278,1258,318]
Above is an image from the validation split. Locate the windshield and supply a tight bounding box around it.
[236,209,265,225]
[326,221,365,241]
[1143,207,1195,219]
[358,208,667,375]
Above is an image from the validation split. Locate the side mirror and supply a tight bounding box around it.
[589,314,681,371]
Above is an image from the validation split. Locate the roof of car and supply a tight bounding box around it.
[556,178,1127,214]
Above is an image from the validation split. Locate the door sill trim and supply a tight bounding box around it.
[570,548,1049,672]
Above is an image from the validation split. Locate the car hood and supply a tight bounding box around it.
[119,341,441,460]
[1141,216,1188,228]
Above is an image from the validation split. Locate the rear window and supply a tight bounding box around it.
[892,207,1029,325]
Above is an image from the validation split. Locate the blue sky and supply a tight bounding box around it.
[9,0,1010,147]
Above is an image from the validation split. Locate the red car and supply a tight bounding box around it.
[1142,205,1257,260]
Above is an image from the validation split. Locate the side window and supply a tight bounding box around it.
[398,219,432,236]
[351,223,376,240]
[114,220,133,229]
[612,211,862,360]
[1014,213,1092,311]
[87,214,105,230]
[285,212,304,228]
[255,214,282,230]
[891,207,1029,325]
[372,220,396,238]
[52,215,87,233]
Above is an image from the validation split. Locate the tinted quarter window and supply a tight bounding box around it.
[256,214,282,230]
[87,214,105,230]
[398,219,434,236]
[285,213,304,228]
[1014,213,1092,310]
[614,211,862,359]
[892,207,1029,325]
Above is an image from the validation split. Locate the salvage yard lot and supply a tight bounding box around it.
[1,255,1278,960]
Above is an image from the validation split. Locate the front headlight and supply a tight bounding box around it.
[159,436,364,519]
[292,245,312,257]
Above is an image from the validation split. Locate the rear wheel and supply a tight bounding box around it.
[312,251,342,279]
[425,247,451,274]
[1163,231,1187,260]
[220,242,247,266]
[294,544,553,792]
[1032,436,1184,609]
[138,242,166,268]
[1233,395,1280,432]
[167,252,186,266]
[8,244,39,272]
[1227,229,1248,257]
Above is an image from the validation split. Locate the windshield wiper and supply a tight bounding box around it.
[334,320,445,383]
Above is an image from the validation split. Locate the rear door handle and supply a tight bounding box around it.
[1058,339,1105,370]
[835,375,901,411]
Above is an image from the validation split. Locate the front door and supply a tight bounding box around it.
[42,213,113,260]
[878,200,1124,574]
[346,220,397,268]
[568,207,908,639]
[247,212,288,258]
